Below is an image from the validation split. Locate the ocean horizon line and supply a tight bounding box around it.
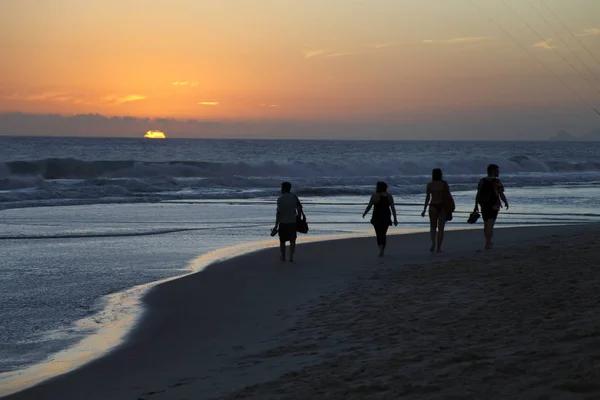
[1,135,596,142]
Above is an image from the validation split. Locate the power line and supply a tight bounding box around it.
[540,0,600,68]
[529,1,600,89]
[466,0,600,116]
[499,0,600,98]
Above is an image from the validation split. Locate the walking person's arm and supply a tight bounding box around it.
[362,194,376,218]
[274,198,281,230]
[497,181,509,210]
[474,180,481,212]
[499,192,509,210]
[389,195,398,226]
[295,196,304,217]
[421,183,431,217]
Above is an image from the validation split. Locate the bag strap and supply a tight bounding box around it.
[441,181,450,203]
[293,193,305,217]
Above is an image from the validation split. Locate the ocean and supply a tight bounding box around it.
[1,136,600,394]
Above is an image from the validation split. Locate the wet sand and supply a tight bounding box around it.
[5,224,600,400]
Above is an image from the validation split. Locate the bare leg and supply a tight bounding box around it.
[374,224,388,257]
[484,219,495,249]
[436,213,446,252]
[280,240,286,261]
[428,208,437,252]
[289,239,296,262]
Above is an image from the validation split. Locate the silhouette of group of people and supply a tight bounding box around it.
[416,163,509,254]
[272,164,509,260]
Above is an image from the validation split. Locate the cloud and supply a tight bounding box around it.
[260,104,280,108]
[368,43,393,49]
[172,81,199,87]
[533,39,555,50]
[52,96,75,103]
[197,101,219,106]
[325,52,353,58]
[578,28,600,37]
[118,95,147,103]
[6,92,84,104]
[422,36,492,44]
[103,95,147,104]
[304,45,389,60]
[0,112,571,141]
[303,50,326,58]
[24,92,66,101]
[303,50,353,59]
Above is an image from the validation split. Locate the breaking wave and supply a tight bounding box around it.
[1,156,600,210]
[2,156,600,181]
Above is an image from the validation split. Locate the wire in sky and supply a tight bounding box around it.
[466,0,600,116]
[529,0,600,89]
[540,0,600,68]
[499,0,600,98]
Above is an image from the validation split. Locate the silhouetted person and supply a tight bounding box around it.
[421,168,453,252]
[474,164,509,249]
[273,181,303,262]
[362,181,398,257]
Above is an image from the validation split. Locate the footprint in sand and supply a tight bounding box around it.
[169,377,196,388]
[141,389,166,396]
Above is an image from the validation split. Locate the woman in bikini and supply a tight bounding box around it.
[362,181,398,257]
[421,168,453,253]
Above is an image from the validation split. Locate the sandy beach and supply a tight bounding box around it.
[5,224,600,400]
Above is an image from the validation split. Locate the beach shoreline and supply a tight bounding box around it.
[0,236,292,397]
[0,230,389,397]
[4,223,600,399]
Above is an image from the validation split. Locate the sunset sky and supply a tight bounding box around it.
[1,0,600,139]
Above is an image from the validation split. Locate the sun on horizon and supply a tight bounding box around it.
[144,130,167,139]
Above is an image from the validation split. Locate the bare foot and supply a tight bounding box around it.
[429,245,435,253]
[436,249,443,253]
[280,255,286,261]
[289,258,294,263]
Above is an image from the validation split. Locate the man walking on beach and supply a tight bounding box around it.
[474,164,509,249]
[273,181,303,262]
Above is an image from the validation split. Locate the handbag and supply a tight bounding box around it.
[296,212,309,234]
[443,181,455,221]
[293,194,309,234]
[467,212,480,224]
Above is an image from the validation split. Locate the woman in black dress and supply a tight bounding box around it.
[362,181,398,257]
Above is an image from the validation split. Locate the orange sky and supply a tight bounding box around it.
[1,0,600,123]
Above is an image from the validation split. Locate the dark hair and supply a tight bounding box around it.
[281,181,292,193]
[432,168,443,181]
[376,181,388,193]
[487,164,499,175]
